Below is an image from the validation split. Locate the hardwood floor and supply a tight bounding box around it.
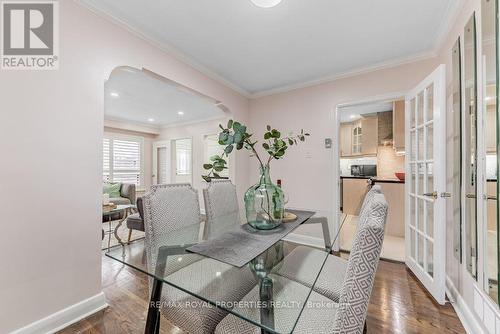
[59,253,465,334]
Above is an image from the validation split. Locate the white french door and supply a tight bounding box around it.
[405,64,447,305]
[152,141,171,185]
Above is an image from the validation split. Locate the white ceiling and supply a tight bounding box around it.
[339,102,393,123]
[105,67,227,127]
[83,0,458,97]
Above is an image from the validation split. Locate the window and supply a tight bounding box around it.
[103,136,143,186]
[204,134,229,177]
[175,138,192,176]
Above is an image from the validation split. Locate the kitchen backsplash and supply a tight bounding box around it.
[340,145,405,179]
[340,156,377,176]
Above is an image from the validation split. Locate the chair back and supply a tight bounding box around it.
[333,192,388,333]
[358,185,381,221]
[142,183,202,273]
[203,179,240,239]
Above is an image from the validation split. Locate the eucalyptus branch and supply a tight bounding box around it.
[202,119,309,181]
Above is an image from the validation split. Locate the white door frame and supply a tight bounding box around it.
[332,91,406,251]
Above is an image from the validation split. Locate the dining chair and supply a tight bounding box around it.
[272,184,382,302]
[214,192,388,334]
[202,179,241,239]
[142,183,257,334]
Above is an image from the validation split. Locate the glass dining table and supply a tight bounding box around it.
[105,212,346,334]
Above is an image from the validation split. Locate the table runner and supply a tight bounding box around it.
[186,209,315,267]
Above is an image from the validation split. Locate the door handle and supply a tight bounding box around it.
[466,193,476,199]
[423,191,438,199]
[441,192,451,198]
[484,195,497,200]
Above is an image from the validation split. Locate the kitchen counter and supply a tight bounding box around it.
[340,175,405,184]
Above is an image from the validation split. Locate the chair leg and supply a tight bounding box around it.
[363,321,367,333]
[127,229,133,243]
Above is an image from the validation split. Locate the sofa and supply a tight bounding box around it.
[102,183,136,222]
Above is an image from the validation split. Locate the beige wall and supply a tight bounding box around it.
[248,58,438,240]
[0,1,249,332]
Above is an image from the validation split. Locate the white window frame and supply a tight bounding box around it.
[103,133,145,188]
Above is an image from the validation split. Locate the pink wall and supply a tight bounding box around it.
[0,1,249,332]
[249,58,437,238]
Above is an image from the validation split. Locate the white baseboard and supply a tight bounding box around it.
[10,292,107,334]
[446,276,484,334]
[284,232,326,249]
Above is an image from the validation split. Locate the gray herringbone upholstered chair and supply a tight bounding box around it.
[202,179,241,239]
[143,183,257,334]
[214,192,388,334]
[272,184,382,302]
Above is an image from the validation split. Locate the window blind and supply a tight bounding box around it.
[103,137,142,186]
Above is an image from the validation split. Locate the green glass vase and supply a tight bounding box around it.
[245,166,284,230]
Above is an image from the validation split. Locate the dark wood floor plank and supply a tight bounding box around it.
[58,254,465,334]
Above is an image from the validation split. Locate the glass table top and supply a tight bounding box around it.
[102,204,136,215]
[105,212,345,334]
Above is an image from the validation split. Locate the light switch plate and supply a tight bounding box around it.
[325,138,332,148]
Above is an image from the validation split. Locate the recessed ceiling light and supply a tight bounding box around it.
[177,111,185,115]
[250,0,282,8]
[110,92,119,98]
[350,115,356,119]
[147,118,155,122]
[486,96,493,101]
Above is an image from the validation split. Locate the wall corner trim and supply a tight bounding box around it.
[9,292,107,334]
[446,276,484,334]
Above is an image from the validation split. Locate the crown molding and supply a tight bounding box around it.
[431,0,467,55]
[75,0,252,98]
[249,50,437,98]
[77,0,460,101]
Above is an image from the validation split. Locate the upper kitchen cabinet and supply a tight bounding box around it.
[340,122,353,156]
[340,116,378,157]
[361,116,378,155]
[393,100,405,153]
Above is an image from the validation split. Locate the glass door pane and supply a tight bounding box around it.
[482,0,498,304]
[464,14,478,279]
[452,39,462,262]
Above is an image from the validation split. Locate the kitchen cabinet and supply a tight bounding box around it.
[361,116,378,155]
[340,123,352,157]
[393,100,405,153]
[340,116,378,157]
[377,182,405,237]
[342,178,370,215]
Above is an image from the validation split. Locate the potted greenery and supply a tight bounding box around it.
[203,120,309,230]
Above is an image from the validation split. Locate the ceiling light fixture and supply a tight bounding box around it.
[250,0,282,8]
[350,115,356,119]
[177,111,185,115]
[147,118,155,122]
[110,92,119,97]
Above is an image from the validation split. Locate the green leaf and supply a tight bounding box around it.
[224,145,234,154]
[210,155,219,161]
[300,135,305,142]
[236,142,244,150]
[203,164,213,170]
[227,119,233,128]
[288,138,293,145]
[305,133,310,136]
[219,132,228,143]
[214,165,224,172]
[219,124,224,130]
[233,122,241,131]
[202,175,211,182]
[267,125,271,131]
[264,132,271,140]
[262,143,270,150]
[271,129,281,138]
[239,125,247,134]
[226,134,234,145]
[234,132,243,144]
